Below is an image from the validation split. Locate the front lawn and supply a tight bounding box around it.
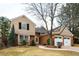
[73,44,79,47]
[0,46,79,56]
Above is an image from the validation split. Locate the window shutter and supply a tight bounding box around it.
[27,24,29,30]
[19,22,21,29]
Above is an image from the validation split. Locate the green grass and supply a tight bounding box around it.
[0,46,79,56]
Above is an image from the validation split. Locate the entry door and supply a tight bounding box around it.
[64,38,71,46]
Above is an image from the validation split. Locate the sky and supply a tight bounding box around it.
[0,0,78,30]
[0,4,41,27]
[0,3,59,30]
[0,4,25,19]
[0,0,78,3]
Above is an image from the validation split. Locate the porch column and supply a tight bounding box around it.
[28,35,30,45]
[38,37,39,44]
[18,35,20,45]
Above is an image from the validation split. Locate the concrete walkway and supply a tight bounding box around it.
[38,45,79,52]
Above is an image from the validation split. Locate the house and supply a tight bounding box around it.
[39,26,74,47]
[11,15,38,45]
[11,15,74,47]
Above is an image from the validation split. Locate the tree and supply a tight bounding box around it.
[58,3,79,37]
[8,25,15,46]
[25,3,61,45]
[0,17,10,47]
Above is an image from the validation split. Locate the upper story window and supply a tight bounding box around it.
[19,22,21,29]
[22,22,27,29]
[19,22,29,30]
[27,24,29,30]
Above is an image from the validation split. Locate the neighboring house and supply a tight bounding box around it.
[39,26,74,47]
[11,15,37,45]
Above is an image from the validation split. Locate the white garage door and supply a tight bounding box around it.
[64,38,71,46]
[54,37,62,46]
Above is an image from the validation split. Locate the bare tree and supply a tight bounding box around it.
[49,3,58,39]
[25,3,60,45]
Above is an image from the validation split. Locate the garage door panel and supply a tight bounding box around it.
[54,37,62,46]
[64,38,71,46]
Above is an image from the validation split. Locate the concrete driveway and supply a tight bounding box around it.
[39,45,79,52]
[62,46,79,52]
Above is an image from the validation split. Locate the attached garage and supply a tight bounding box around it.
[52,26,74,47]
[53,35,72,47]
[38,26,74,47]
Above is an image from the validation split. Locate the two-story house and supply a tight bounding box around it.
[11,15,36,45]
[11,15,74,47]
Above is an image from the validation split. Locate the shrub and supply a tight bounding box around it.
[0,43,3,49]
[47,38,51,45]
[21,40,26,45]
[31,39,36,46]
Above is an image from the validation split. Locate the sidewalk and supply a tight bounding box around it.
[38,45,79,52]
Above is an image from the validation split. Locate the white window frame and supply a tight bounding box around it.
[21,22,27,29]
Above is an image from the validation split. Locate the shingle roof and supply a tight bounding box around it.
[52,26,73,36]
[35,26,47,34]
[11,15,36,26]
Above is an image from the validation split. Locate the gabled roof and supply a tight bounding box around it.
[11,15,36,26]
[52,26,73,36]
[35,25,73,36]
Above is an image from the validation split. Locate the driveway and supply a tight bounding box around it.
[39,45,79,52]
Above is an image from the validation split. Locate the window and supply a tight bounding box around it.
[19,22,29,30]
[64,37,70,39]
[20,35,23,42]
[59,37,61,39]
[19,22,21,29]
[25,36,28,42]
[27,24,29,30]
[22,22,27,29]
[20,35,28,42]
[19,22,27,29]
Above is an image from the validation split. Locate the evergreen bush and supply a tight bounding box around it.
[21,40,26,45]
[47,38,51,45]
[31,39,36,46]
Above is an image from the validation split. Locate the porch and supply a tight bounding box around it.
[15,34,39,45]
